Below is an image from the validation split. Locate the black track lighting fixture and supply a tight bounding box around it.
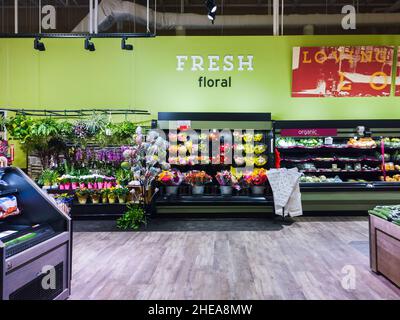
[121,37,133,51]
[34,37,45,51]
[84,37,95,52]
[206,0,217,24]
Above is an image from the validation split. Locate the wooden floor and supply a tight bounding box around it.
[70,217,400,300]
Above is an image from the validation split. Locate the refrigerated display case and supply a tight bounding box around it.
[0,167,71,300]
[153,112,274,215]
[274,120,400,214]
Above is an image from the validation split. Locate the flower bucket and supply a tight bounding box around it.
[64,183,71,190]
[77,195,88,205]
[101,195,108,203]
[72,182,78,190]
[87,182,94,189]
[220,186,233,196]
[106,182,113,189]
[166,186,179,195]
[59,184,65,190]
[93,182,98,189]
[91,195,100,204]
[192,185,205,195]
[97,182,104,189]
[79,182,86,189]
[251,185,265,195]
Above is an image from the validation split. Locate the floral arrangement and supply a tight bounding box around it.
[244,168,268,186]
[215,170,240,189]
[158,169,184,186]
[184,170,212,186]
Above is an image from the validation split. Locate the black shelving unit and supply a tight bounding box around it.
[154,112,274,215]
[274,120,400,214]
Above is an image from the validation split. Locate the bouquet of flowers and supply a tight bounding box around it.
[158,169,184,186]
[184,170,212,186]
[244,168,268,186]
[215,170,240,190]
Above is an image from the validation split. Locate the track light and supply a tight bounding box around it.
[206,0,217,23]
[34,37,45,51]
[84,37,95,51]
[121,37,133,51]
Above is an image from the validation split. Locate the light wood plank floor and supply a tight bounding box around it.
[70,217,400,300]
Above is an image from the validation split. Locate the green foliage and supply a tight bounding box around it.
[38,169,58,186]
[117,204,146,230]
[4,114,34,142]
[115,168,132,186]
[115,187,129,196]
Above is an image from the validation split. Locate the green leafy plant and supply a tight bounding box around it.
[115,168,132,186]
[4,114,34,142]
[38,169,58,186]
[116,204,146,230]
[115,187,129,197]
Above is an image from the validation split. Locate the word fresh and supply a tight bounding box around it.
[177,55,254,71]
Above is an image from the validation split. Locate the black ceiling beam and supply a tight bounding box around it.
[0,32,155,39]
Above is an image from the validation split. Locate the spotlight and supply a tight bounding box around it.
[206,0,217,23]
[34,37,45,51]
[121,37,133,51]
[84,37,95,51]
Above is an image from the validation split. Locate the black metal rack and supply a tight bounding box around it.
[154,112,275,215]
[274,119,400,214]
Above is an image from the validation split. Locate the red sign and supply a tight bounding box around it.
[280,128,338,137]
[396,48,400,96]
[292,46,394,97]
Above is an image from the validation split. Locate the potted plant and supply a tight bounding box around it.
[116,204,146,230]
[79,176,86,189]
[90,189,101,204]
[38,169,58,189]
[71,176,79,190]
[75,188,89,204]
[215,170,240,196]
[157,169,184,195]
[184,170,212,195]
[87,177,95,189]
[108,187,117,204]
[245,169,268,195]
[96,176,104,189]
[115,187,129,203]
[101,188,109,203]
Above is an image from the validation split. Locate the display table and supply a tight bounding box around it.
[369,214,400,287]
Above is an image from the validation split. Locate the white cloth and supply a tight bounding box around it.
[267,168,303,217]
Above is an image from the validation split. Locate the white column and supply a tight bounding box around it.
[14,0,18,34]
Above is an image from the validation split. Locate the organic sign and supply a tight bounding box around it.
[292,46,394,97]
[280,128,338,137]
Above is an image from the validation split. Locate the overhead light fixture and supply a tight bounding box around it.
[34,37,45,51]
[121,37,133,51]
[206,0,217,24]
[84,37,95,51]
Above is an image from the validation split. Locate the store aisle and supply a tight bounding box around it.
[70,217,400,300]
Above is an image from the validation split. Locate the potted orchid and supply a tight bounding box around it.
[157,169,184,195]
[245,168,268,195]
[184,170,212,195]
[215,170,240,196]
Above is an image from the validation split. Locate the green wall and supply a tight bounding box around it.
[1,35,400,167]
